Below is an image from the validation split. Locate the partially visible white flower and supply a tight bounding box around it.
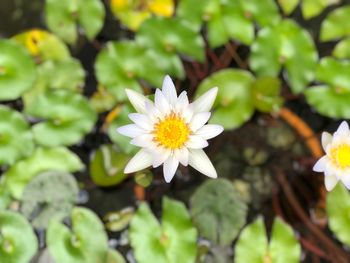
[117,75,223,183]
[313,121,350,191]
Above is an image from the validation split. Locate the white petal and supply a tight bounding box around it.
[191,87,218,113]
[162,75,177,106]
[125,89,151,114]
[145,101,163,122]
[195,124,224,140]
[313,156,327,172]
[321,132,332,151]
[124,149,152,173]
[155,89,171,114]
[163,156,179,183]
[190,112,211,131]
[186,135,208,149]
[341,175,350,189]
[174,147,189,166]
[188,149,217,178]
[152,148,171,168]
[128,113,153,131]
[325,174,338,191]
[182,106,194,123]
[130,134,154,148]
[334,121,349,138]
[175,91,189,113]
[117,124,146,138]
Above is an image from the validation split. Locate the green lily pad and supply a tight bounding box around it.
[302,0,340,19]
[196,69,255,130]
[90,87,117,113]
[136,17,205,62]
[1,147,84,200]
[95,41,164,100]
[47,207,109,263]
[239,0,280,27]
[105,249,126,263]
[134,170,153,187]
[13,29,70,62]
[250,19,317,94]
[277,0,299,15]
[320,6,350,42]
[45,0,105,44]
[326,184,350,247]
[333,37,350,59]
[305,85,350,118]
[190,179,247,246]
[0,39,36,101]
[0,106,34,166]
[0,210,38,263]
[252,76,283,113]
[104,207,134,232]
[25,90,97,147]
[21,171,79,229]
[235,217,301,263]
[90,144,130,187]
[0,186,11,211]
[129,197,197,263]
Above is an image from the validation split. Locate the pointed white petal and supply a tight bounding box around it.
[188,149,217,178]
[190,112,211,131]
[182,106,194,123]
[145,101,163,122]
[334,121,349,138]
[152,148,171,168]
[325,174,338,191]
[191,87,218,113]
[117,124,146,138]
[313,156,327,172]
[321,132,332,151]
[128,113,153,131]
[186,135,208,149]
[174,147,189,166]
[124,149,152,173]
[125,89,151,114]
[175,91,189,113]
[155,89,171,114]
[162,75,177,106]
[130,134,154,148]
[195,124,224,140]
[163,156,179,183]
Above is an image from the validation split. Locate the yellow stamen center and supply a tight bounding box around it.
[330,144,350,169]
[153,113,190,150]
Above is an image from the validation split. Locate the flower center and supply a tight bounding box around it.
[330,144,350,169]
[153,113,190,150]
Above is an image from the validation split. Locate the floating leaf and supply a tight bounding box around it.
[235,217,301,263]
[196,69,255,130]
[47,207,109,263]
[0,186,11,211]
[90,87,117,113]
[130,197,197,263]
[250,19,317,94]
[25,90,97,147]
[302,0,340,19]
[136,17,205,62]
[105,249,126,263]
[0,106,34,166]
[0,39,36,101]
[45,0,105,44]
[1,147,84,200]
[333,37,350,59]
[190,179,247,246]
[326,184,350,247]
[95,41,163,100]
[0,210,38,263]
[21,171,79,229]
[134,170,153,187]
[320,6,350,42]
[104,207,134,232]
[13,29,70,61]
[110,0,174,31]
[90,144,130,187]
[278,0,299,15]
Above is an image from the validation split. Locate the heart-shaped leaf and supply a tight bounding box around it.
[21,171,79,229]
[105,249,126,263]
[0,106,34,166]
[1,147,84,199]
[277,0,299,15]
[196,69,255,130]
[190,179,247,246]
[0,210,38,263]
[250,19,318,94]
[235,217,301,263]
[45,0,105,44]
[301,0,340,19]
[0,39,36,101]
[333,37,350,59]
[47,207,109,263]
[129,197,197,263]
[25,90,97,147]
[90,144,130,187]
[320,6,350,42]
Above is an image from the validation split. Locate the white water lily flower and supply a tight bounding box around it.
[117,75,223,183]
[313,121,350,191]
